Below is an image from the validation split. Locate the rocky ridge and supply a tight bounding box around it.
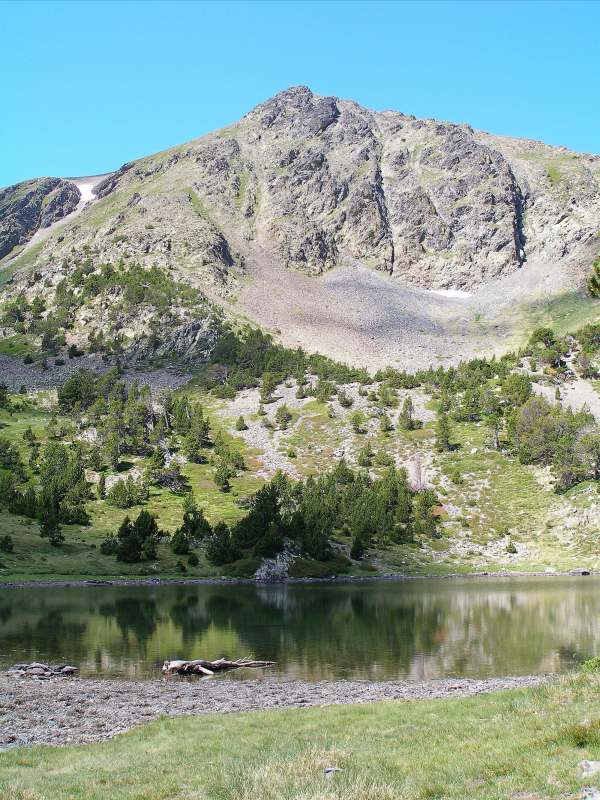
[1,87,599,370]
[3,87,599,291]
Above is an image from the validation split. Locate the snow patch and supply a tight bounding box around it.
[74,181,96,204]
[430,288,473,299]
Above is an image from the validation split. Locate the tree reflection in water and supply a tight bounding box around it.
[0,577,599,678]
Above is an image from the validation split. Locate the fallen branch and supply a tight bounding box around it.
[162,657,275,676]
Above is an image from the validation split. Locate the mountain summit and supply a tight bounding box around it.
[1,87,599,369]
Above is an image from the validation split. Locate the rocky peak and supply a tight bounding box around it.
[1,88,599,296]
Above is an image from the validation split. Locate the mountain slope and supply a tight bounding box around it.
[1,86,599,370]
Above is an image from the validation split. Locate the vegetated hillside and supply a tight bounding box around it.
[0,86,599,372]
[2,320,600,583]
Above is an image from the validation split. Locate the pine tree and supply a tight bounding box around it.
[180,494,211,539]
[435,411,452,452]
[275,404,292,430]
[206,522,239,565]
[40,513,64,546]
[380,412,393,433]
[350,534,365,560]
[214,459,233,492]
[170,528,190,555]
[587,257,600,297]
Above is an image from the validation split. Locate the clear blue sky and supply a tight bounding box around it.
[2,0,599,187]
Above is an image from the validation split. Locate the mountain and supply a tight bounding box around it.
[1,86,599,370]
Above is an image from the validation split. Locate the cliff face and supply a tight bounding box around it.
[0,87,599,369]
[0,177,80,260]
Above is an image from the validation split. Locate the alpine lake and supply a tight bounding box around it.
[1,576,598,680]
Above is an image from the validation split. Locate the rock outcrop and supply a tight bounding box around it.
[0,177,80,259]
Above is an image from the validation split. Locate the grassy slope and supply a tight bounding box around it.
[3,375,600,582]
[0,396,264,582]
[2,674,600,799]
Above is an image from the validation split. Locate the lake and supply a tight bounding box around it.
[0,576,598,680]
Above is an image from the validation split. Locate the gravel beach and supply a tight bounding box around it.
[0,673,549,751]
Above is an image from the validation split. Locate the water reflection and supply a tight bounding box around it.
[0,577,598,680]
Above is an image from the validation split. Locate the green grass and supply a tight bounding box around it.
[186,188,216,226]
[2,376,600,582]
[546,164,562,186]
[0,334,34,358]
[520,291,600,341]
[0,395,265,583]
[234,170,250,210]
[2,673,600,799]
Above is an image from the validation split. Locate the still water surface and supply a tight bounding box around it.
[0,577,598,680]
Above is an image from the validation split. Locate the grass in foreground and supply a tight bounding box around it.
[2,674,600,799]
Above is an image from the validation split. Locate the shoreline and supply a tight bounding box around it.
[0,673,550,751]
[0,568,594,590]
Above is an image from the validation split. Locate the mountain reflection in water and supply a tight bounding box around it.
[0,577,597,680]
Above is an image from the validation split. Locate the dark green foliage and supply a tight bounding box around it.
[510,396,597,491]
[577,323,600,353]
[253,523,284,558]
[412,490,440,538]
[587,256,600,298]
[206,521,240,566]
[57,370,99,412]
[349,410,366,434]
[100,535,118,555]
[79,262,204,314]
[213,459,233,492]
[0,438,21,472]
[357,442,374,467]
[350,535,365,560]
[105,476,148,509]
[501,373,532,407]
[40,513,64,546]
[235,415,248,431]
[435,412,452,452]
[37,441,90,525]
[380,412,393,433]
[182,405,210,463]
[275,404,292,430]
[170,528,190,555]
[205,461,426,568]
[233,482,282,550]
[398,397,416,431]
[179,494,211,540]
[188,552,199,567]
[337,389,353,408]
[0,384,10,410]
[115,511,161,563]
[202,326,368,398]
[0,534,14,553]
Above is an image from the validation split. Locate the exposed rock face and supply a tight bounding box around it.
[0,177,80,259]
[2,87,599,292]
[0,86,599,371]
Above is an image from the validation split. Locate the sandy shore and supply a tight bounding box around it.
[0,673,549,751]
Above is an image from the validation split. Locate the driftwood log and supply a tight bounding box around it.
[162,657,275,676]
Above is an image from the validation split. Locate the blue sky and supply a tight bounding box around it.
[2,0,599,187]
